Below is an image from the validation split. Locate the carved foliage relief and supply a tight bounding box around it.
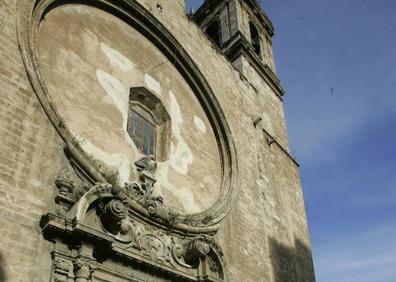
[44,156,225,281]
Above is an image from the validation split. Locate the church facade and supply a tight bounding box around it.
[0,0,315,281]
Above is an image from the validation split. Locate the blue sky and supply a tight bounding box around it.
[187,1,396,281]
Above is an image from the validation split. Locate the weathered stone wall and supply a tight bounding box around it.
[0,0,315,281]
[0,1,66,280]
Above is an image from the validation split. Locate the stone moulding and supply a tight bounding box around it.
[47,153,227,280]
[16,0,238,232]
[41,180,226,281]
[222,31,285,99]
[54,155,224,234]
[192,0,274,37]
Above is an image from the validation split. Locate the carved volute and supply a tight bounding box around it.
[41,155,226,281]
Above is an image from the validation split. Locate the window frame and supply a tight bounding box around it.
[128,104,158,157]
[128,87,171,162]
[249,20,262,57]
[204,18,222,48]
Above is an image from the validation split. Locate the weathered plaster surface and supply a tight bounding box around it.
[37,5,222,213]
[194,116,207,133]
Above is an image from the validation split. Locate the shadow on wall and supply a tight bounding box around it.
[269,237,316,282]
[0,252,6,281]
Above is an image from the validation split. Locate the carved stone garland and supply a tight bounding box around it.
[42,156,226,281]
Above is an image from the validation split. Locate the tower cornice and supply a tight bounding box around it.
[222,31,285,98]
[193,0,274,37]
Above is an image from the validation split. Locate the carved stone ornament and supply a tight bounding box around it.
[41,190,226,281]
[40,156,226,281]
[52,156,168,223]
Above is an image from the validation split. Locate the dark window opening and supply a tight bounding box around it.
[249,21,261,56]
[128,107,156,156]
[205,20,221,47]
[129,87,171,161]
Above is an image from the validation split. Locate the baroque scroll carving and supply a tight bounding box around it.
[44,155,226,281]
[55,156,169,223]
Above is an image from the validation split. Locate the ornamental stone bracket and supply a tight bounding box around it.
[42,156,226,281]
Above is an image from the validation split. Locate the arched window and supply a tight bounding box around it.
[205,19,221,47]
[128,105,156,156]
[249,21,261,56]
[128,87,171,161]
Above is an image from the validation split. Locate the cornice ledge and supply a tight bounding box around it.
[222,32,286,100]
[242,0,274,36]
[192,0,274,37]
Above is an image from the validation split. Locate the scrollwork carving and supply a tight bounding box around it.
[53,154,184,232]
[171,235,222,268]
[46,190,225,281]
[97,199,137,244]
[96,206,224,274]
[47,156,226,281]
[184,237,211,264]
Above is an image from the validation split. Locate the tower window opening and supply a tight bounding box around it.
[128,106,156,156]
[205,19,221,47]
[249,21,261,56]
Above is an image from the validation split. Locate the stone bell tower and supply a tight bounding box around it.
[192,0,284,97]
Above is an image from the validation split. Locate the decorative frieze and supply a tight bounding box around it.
[43,156,225,281]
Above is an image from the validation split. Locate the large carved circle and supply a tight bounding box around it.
[17,0,237,232]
